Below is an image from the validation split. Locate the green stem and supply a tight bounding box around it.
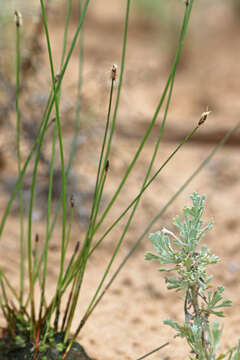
[38,1,68,341]
[88,119,240,315]
[82,73,115,254]
[15,12,25,307]
[0,0,90,239]
[92,0,194,237]
[66,0,85,175]
[62,241,80,288]
[39,121,58,321]
[79,125,199,324]
[47,0,85,241]
[0,270,20,303]
[0,89,52,239]
[83,11,187,317]
[41,0,89,345]
[61,282,75,332]
[24,0,86,323]
[135,342,169,360]
[2,94,54,318]
[88,125,199,259]
[60,0,73,67]
[40,0,67,291]
[63,1,131,342]
[63,272,83,343]
[40,0,73,323]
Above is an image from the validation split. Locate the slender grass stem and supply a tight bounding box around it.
[63,269,83,343]
[0,296,9,325]
[5,94,54,314]
[40,0,67,290]
[43,0,73,251]
[10,3,87,320]
[90,166,108,232]
[39,0,89,346]
[0,0,90,239]
[15,11,25,307]
[65,0,85,177]
[0,278,9,315]
[87,119,240,315]
[38,0,68,342]
[82,76,114,255]
[76,125,199,327]
[52,202,76,330]
[52,201,74,330]
[63,241,80,287]
[42,119,240,328]
[92,0,194,237]
[135,342,169,360]
[65,202,74,251]
[63,2,131,343]
[27,0,71,333]
[88,124,199,260]
[39,122,58,321]
[25,0,86,319]
[89,76,115,232]
[81,3,129,254]
[81,7,188,318]
[82,72,115,255]
[27,134,49,336]
[61,267,83,339]
[40,0,73,319]
[98,5,130,172]
[39,1,74,322]
[61,0,73,67]
[0,271,20,303]
[20,94,55,336]
[61,282,74,332]
[0,88,53,239]
[47,0,85,241]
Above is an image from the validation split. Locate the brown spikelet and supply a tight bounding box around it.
[14,10,23,28]
[70,195,75,208]
[111,64,117,81]
[198,109,211,126]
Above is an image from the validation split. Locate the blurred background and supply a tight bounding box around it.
[0,1,240,359]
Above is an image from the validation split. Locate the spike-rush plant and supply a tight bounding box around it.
[0,0,240,359]
[146,193,240,360]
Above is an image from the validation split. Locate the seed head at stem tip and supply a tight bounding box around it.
[14,10,23,27]
[198,108,211,126]
[111,64,117,82]
[70,195,75,208]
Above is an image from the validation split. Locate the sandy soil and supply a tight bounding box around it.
[0,1,240,359]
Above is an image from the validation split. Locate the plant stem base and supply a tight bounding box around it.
[0,331,93,360]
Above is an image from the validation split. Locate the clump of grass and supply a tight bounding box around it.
[0,0,239,359]
[146,193,240,359]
